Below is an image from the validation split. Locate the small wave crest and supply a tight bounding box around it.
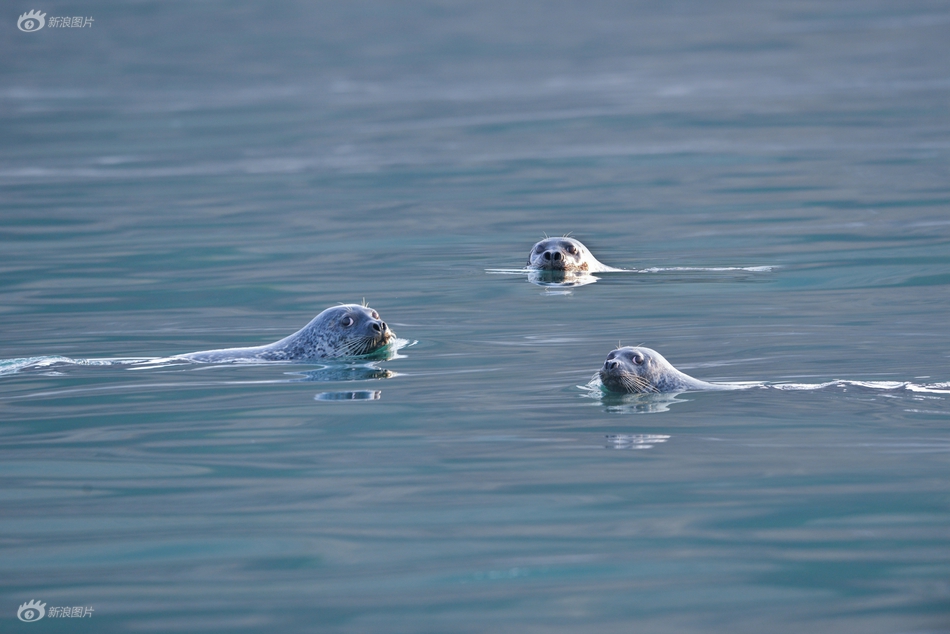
[0,356,153,376]
[487,265,774,289]
[580,375,950,401]
[771,380,950,394]
[0,338,415,376]
[635,266,775,273]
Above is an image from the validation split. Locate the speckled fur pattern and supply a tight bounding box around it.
[181,304,393,362]
[526,236,611,273]
[599,346,725,394]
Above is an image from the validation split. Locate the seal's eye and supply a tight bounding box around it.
[632,354,644,365]
[567,245,578,255]
[371,311,379,319]
[341,316,354,327]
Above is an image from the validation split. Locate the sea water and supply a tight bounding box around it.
[2,1,949,631]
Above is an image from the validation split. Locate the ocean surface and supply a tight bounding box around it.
[2,1,950,631]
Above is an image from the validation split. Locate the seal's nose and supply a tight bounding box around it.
[604,359,619,371]
[371,320,387,333]
[543,250,562,262]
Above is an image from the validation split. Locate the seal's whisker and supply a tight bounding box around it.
[636,374,658,393]
[342,335,374,357]
[619,373,646,394]
[345,334,386,357]
[637,377,657,394]
[620,372,658,394]
[619,377,637,394]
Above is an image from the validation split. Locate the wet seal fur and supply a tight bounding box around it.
[526,237,612,273]
[182,304,394,362]
[599,346,729,393]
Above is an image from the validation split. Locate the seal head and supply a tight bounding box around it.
[599,346,719,393]
[182,304,394,363]
[526,237,609,273]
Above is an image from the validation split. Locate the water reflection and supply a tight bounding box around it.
[314,390,382,401]
[605,434,671,449]
[527,269,601,287]
[580,374,691,413]
[485,267,602,291]
[287,365,395,382]
[0,356,400,403]
[598,391,691,414]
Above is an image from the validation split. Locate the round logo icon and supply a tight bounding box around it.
[17,10,46,32]
[17,600,46,622]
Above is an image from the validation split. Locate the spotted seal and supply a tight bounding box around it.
[181,304,394,362]
[526,236,612,273]
[598,346,729,393]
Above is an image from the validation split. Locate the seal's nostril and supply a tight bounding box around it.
[543,251,552,260]
[371,322,381,332]
[553,252,562,261]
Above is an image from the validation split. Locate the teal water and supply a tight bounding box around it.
[3,1,950,631]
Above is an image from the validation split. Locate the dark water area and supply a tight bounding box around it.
[2,1,950,632]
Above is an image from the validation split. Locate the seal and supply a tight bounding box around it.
[526,236,612,273]
[181,304,394,363]
[598,346,729,393]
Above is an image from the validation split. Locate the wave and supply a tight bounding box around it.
[0,356,153,376]
[581,375,950,398]
[0,338,415,377]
